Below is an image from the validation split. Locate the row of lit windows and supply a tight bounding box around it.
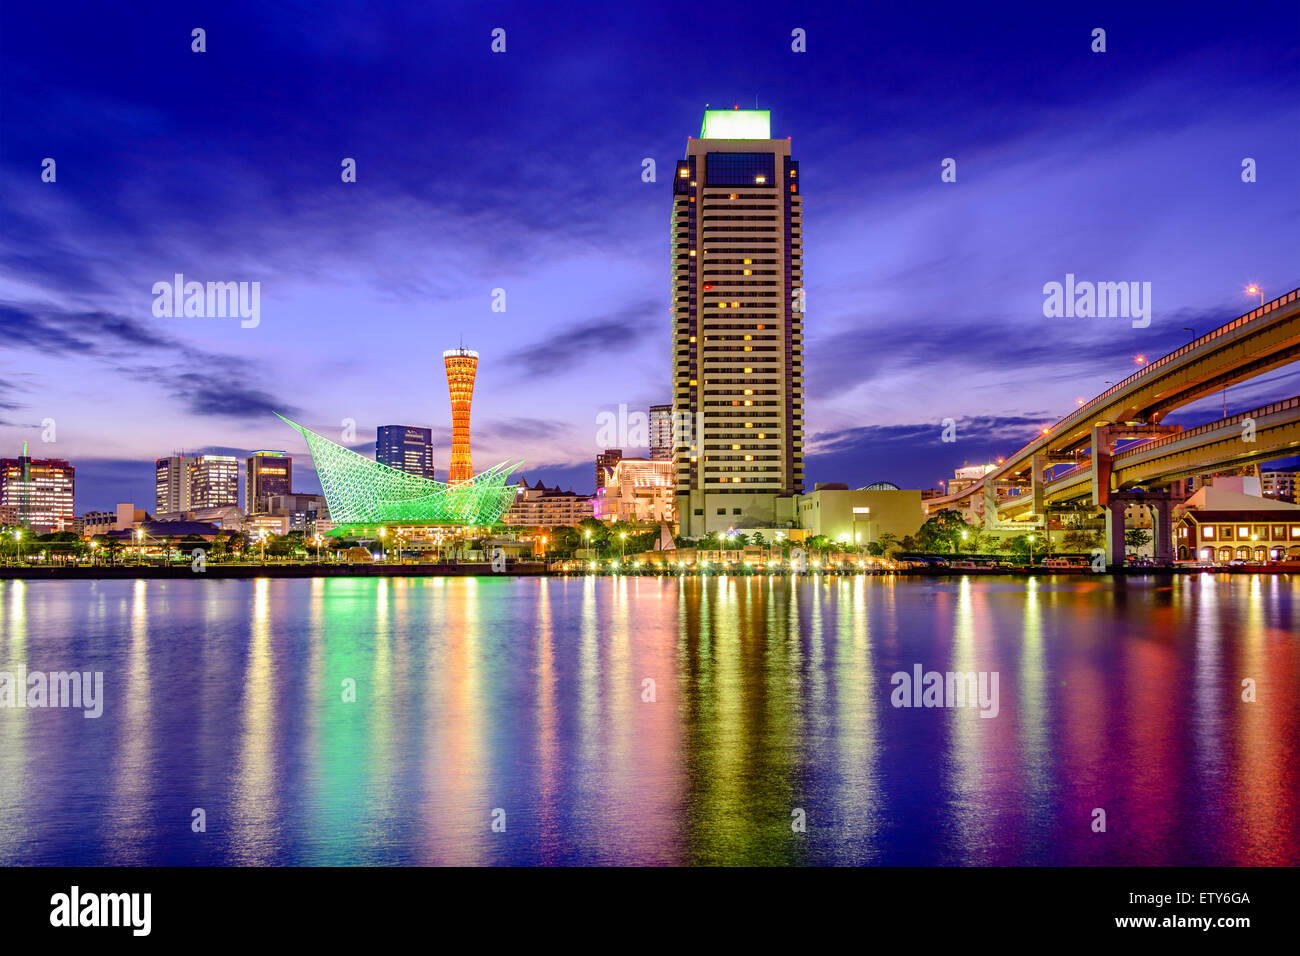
[1198,524,1300,540]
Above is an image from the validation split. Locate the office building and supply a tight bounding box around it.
[244,450,292,514]
[155,455,194,513]
[595,449,623,490]
[649,404,673,461]
[376,425,435,480]
[189,455,239,509]
[0,447,75,533]
[443,348,479,484]
[672,108,804,535]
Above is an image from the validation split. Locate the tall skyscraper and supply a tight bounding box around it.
[443,347,479,484]
[596,449,623,490]
[0,444,74,533]
[649,404,673,461]
[671,108,804,535]
[244,450,292,514]
[189,455,239,509]
[155,455,194,513]
[376,425,435,480]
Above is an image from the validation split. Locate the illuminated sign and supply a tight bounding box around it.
[700,109,771,139]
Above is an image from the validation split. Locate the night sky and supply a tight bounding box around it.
[1,1,1297,510]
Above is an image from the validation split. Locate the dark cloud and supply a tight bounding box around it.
[503,301,659,377]
[1,300,297,420]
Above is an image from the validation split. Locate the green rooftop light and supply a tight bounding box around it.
[277,414,521,535]
[700,109,771,139]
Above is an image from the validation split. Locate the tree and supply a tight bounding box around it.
[1125,528,1152,552]
[915,510,977,554]
[1061,529,1101,552]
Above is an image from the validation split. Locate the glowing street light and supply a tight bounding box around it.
[1246,284,1263,308]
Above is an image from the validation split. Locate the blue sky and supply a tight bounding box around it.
[1,1,1297,509]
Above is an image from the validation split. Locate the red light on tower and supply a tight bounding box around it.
[443,347,479,484]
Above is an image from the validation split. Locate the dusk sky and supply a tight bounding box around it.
[1,1,1296,510]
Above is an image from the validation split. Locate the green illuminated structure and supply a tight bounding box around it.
[699,108,771,139]
[278,414,520,535]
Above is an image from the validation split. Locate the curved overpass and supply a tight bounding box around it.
[927,285,1300,516]
[996,395,1300,517]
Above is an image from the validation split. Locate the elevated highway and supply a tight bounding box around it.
[926,285,1300,518]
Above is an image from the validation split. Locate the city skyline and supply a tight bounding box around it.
[1,3,1297,513]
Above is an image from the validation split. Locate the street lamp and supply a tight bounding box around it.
[378,527,386,562]
[619,531,627,561]
[258,529,268,565]
[1028,533,1035,567]
[1246,284,1263,308]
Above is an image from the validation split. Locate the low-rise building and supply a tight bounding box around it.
[794,483,925,545]
[504,478,595,528]
[1175,485,1300,562]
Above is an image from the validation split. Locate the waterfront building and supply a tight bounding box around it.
[1175,484,1300,562]
[0,447,75,533]
[189,455,239,508]
[595,449,623,490]
[504,478,595,528]
[244,450,292,514]
[376,425,435,480]
[672,107,804,535]
[594,457,676,523]
[649,404,674,461]
[443,348,479,484]
[155,455,194,513]
[794,483,925,545]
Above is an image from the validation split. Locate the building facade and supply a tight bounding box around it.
[594,457,676,524]
[1262,467,1299,503]
[0,450,75,533]
[189,455,239,509]
[794,484,925,545]
[155,455,194,514]
[244,450,292,515]
[595,449,623,490]
[376,425,435,480]
[672,108,804,535]
[504,479,595,528]
[649,404,673,461]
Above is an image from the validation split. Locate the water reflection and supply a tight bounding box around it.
[0,574,1295,865]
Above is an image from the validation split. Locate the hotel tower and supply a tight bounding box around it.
[443,347,479,484]
[672,108,804,535]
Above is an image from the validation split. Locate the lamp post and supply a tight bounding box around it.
[258,529,268,565]
[11,528,21,566]
[378,527,386,563]
[620,531,627,562]
[1028,533,1035,567]
[1246,284,1263,309]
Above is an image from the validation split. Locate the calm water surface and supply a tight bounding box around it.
[0,574,1296,865]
